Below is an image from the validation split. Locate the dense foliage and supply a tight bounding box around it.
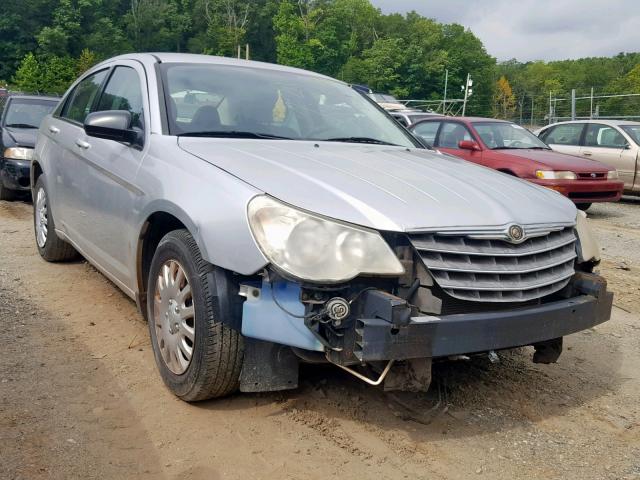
[1,0,639,119]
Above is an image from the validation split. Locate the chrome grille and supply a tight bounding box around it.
[409,227,577,302]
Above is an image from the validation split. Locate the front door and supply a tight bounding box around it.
[70,62,148,292]
[435,122,481,164]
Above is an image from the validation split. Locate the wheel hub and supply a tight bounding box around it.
[153,260,195,375]
[35,187,49,248]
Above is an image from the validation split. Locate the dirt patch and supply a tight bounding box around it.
[0,199,639,479]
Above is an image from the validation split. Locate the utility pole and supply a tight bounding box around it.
[519,95,524,124]
[571,89,576,120]
[590,87,594,119]
[548,91,553,125]
[461,73,473,116]
[443,69,448,115]
[530,96,535,127]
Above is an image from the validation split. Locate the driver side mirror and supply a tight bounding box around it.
[84,110,139,144]
[458,140,481,151]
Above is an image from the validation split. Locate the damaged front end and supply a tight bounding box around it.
[237,196,613,393]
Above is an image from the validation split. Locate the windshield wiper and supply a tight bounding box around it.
[323,136,400,146]
[177,130,292,140]
[6,123,38,129]
[492,146,551,150]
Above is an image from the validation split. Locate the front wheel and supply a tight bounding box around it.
[147,229,243,401]
[33,176,78,262]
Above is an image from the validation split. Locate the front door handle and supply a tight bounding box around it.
[75,139,91,150]
[49,126,60,134]
[582,151,592,156]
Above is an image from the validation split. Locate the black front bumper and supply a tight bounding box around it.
[0,158,31,191]
[354,273,613,361]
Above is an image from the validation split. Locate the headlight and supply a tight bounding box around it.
[575,210,600,262]
[247,195,404,282]
[535,170,577,180]
[3,147,34,161]
[607,170,619,180]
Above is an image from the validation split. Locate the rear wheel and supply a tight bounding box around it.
[33,176,78,262]
[147,229,243,401]
[577,203,592,211]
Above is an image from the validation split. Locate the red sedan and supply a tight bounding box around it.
[410,117,624,210]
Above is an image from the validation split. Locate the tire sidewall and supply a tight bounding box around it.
[34,175,56,258]
[147,232,213,399]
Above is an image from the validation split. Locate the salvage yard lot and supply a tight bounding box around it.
[1,198,639,480]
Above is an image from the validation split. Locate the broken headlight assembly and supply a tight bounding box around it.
[247,195,404,283]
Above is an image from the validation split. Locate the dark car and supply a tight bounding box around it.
[1,95,59,200]
[410,117,624,210]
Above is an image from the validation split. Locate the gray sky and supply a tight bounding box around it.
[370,0,640,62]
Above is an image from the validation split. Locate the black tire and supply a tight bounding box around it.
[147,229,244,401]
[577,203,592,211]
[0,182,17,201]
[33,175,78,262]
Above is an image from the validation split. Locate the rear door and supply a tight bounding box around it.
[540,123,585,156]
[580,123,634,189]
[68,62,148,291]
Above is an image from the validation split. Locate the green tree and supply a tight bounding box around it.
[12,53,42,92]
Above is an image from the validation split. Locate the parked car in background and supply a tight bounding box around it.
[535,120,640,195]
[390,109,442,127]
[34,53,611,402]
[0,95,59,200]
[368,92,406,110]
[410,117,624,210]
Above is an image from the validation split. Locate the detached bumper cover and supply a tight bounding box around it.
[355,273,613,361]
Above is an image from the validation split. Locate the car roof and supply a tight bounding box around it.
[6,94,59,102]
[411,116,511,125]
[543,119,640,128]
[95,52,333,81]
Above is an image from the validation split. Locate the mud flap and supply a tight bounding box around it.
[383,357,432,393]
[239,338,299,392]
[533,337,563,364]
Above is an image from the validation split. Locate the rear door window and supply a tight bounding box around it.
[543,124,584,145]
[412,121,441,146]
[584,124,627,148]
[61,70,108,124]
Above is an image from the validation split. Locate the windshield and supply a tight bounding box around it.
[473,122,549,149]
[621,125,640,145]
[160,63,417,148]
[3,98,58,128]
[370,93,400,103]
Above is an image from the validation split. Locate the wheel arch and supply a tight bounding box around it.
[31,160,44,192]
[135,205,201,320]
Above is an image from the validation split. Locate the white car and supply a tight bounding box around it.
[536,120,640,194]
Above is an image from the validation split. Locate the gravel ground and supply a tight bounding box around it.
[0,198,639,480]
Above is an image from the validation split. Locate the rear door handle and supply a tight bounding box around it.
[49,126,60,134]
[75,139,91,150]
[582,151,592,156]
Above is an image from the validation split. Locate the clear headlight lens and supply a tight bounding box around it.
[247,195,404,283]
[535,170,577,180]
[575,210,600,262]
[4,147,34,160]
[607,170,619,180]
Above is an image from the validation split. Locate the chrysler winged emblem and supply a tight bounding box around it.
[507,224,525,243]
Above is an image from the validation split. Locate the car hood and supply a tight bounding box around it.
[494,148,612,173]
[2,127,38,147]
[179,139,577,232]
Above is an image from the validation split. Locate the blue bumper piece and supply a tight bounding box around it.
[240,279,323,351]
